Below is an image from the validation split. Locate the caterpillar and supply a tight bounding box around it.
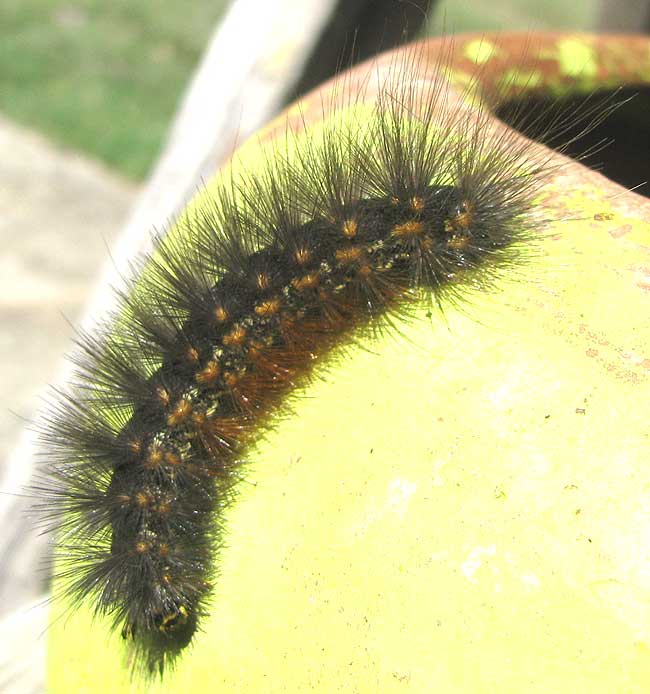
[33,37,619,679]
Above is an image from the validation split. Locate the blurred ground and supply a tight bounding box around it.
[0,114,137,475]
[0,1,594,180]
[0,1,229,179]
[428,0,595,35]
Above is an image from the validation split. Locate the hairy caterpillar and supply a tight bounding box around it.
[33,36,622,680]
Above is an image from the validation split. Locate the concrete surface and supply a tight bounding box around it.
[0,115,137,474]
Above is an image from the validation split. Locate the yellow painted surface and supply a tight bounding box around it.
[48,183,650,691]
[47,53,650,693]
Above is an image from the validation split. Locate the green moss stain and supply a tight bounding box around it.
[464,39,498,65]
[556,38,598,79]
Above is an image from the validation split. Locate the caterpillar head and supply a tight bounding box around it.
[122,603,198,676]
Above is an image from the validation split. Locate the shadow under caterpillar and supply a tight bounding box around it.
[32,38,616,677]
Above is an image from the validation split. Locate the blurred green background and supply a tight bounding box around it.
[0,0,230,179]
[0,0,596,181]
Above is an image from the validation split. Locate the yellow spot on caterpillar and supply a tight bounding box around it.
[145,447,164,469]
[341,219,358,238]
[195,360,221,386]
[156,386,171,407]
[291,272,319,291]
[223,324,247,346]
[164,451,182,467]
[167,398,193,427]
[447,235,471,249]
[157,501,172,516]
[134,541,150,554]
[389,196,400,205]
[224,372,239,387]
[445,200,474,232]
[358,264,372,278]
[214,305,228,323]
[335,246,364,264]
[444,199,474,249]
[116,494,131,505]
[255,297,281,316]
[410,196,425,212]
[135,491,150,507]
[159,605,189,634]
[294,247,311,265]
[256,272,271,290]
[247,339,265,359]
[126,439,142,456]
[192,411,207,427]
[186,346,200,364]
[158,542,170,557]
[392,220,424,238]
